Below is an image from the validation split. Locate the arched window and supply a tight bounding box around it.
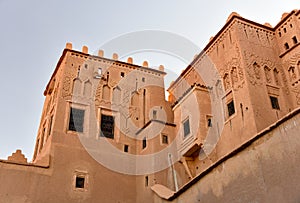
[112,86,121,105]
[102,85,111,101]
[83,80,92,97]
[73,78,82,96]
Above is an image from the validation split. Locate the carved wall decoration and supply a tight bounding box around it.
[282,52,300,94]
[273,68,281,86]
[230,67,238,85]
[264,66,272,84]
[123,90,131,104]
[253,62,261,79]
[244,51,264,86]
[95,85,102,106]
[108,79,118,88]
[288,66,296,81]
[62,67,77,98]
[223,73,230,91]
[296,90,300,105]
[297,61,300,76]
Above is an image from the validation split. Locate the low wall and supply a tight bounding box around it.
[155,109,300,203]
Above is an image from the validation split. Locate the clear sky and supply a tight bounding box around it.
[0,0,299,160]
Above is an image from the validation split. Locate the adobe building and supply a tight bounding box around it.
[0,9,300,203]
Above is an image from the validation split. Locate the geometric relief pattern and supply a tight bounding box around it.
[62,66,77,98]
[264,66,272,83]
[221,44,244,91]
[243,51,280,87]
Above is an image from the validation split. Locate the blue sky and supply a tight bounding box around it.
[0,0,299,160]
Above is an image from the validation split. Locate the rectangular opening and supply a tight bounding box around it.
[292,36,298,44]
[68,108,85,132]
[145,176,149,187]
[121,72,125,78]
[100,114,114,139]
[142,137,147,149]
[227,100,235,117]
[162,134,168,144]
[270,96,280,110]
[183,118,191,138]
[98,68,102,75]
[207,118,212,127]
[48,115,53,137]
[284,42,290,50]
[75,176,85,189]
[124,144,129,153]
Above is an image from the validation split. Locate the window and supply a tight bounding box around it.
[142,77,145,82]
[124,145,129,153]
[207,118,212,127]
[227,100,235,117]
[270,96,280,110]
[284,43,290,50]
[48,115,53,137]
[95,68,102,78]
[279,32,281,37]
[292,36,298,44]
[100,114,114,139]
[75,176,85,189]
[98,68,102,75]
[162,134,168,144]
[145,176,149,187]
[283,28,287,33]
[68,108,85,132]
[121,72,125,78]
[183,119,191,138]
[142,137,147,149]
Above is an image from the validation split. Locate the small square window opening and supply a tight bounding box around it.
[162,134,168,144]
[270,96,280,110]
[124,145,129,153]
[292,36,298,44]
[75,176,85,189]
[284,43,290,50]
[207,118,212,127]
